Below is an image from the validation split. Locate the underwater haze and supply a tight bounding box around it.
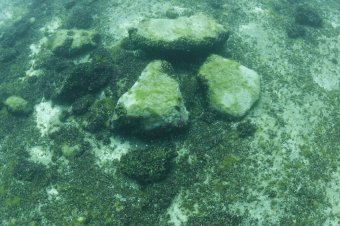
[0,0,339,225]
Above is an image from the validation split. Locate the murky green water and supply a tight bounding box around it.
[0,0,339,225]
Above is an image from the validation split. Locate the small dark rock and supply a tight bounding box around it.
[286,24,306,39]
[42,56,73,72]
[13,159,47,183]
[72,95,95,115]
[209,0,224,9]
[119,146,176,184]
[59,110,71,122]
[120,37,137,50]
[53,52,113,103]
[27,75,38,84]
[0,48,18,62]
[83,98,115,132]
[66,7,93,29]
[295,7,323,27]
[237,120,257,138]
[65,0,76,9]
[165,9,180,19]
[0,17,34,47]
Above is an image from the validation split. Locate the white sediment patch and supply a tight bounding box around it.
[0,1,26,28]
[46,186,61,201]
[167,193,189,226]
[0,10,13,27]
[25,17,62,78]
[28,145,53,167]
[89,136,131,170]
[40,17,62,34]
[324,169,340,225]
[35,101,63,137]
[311,35,340,91]
[25,37,47,77]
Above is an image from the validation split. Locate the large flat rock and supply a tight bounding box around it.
[129,13,228,56]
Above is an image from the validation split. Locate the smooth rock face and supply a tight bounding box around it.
[4,95,32,115]
[198,55,260,118]
[48,29,99,57]
[130,13,227,56]
[114,60,189,133]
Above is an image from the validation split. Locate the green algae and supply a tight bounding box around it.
[0,0,339,225]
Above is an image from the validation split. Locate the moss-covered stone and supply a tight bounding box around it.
[119,146,176,184]
[0,48,19,63]
[0,16,35,47]
[47,29,99,57]
[12,159,47,183]
[65,7,94,29]
[71,95,95,115]
[61,144,83,158]
[295,7,323,28]
[113,60,189,134]
[48,123,89,158]
[286,24,306,39]
[53,57,113,103]
[130,13,228,57]
[4,95,32,116]
[83,98,116,132]
[198,54,260,118]
[236,120,257,138]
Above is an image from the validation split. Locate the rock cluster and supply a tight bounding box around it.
[30,12,262,185]
[41,13,260,134]
[115,14,260,133]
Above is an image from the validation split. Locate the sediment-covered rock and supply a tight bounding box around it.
[47,29,99,57]
[53,58,112,103]
[119,146,176,184]
[114,60,189,134]
[198,54,260,118]
[129,13,227,57]
[4,95,32,116]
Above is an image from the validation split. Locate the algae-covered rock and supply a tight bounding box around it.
[61,144,83,158]
[0,48,18,62]
[48,29,99,57]
[4,95,32,116]
[83,98,116,132]
[130,13,227,57]
[198,55,260,118]
[114,60,189,134]
[53,57,112,103]
[119,146,176,184]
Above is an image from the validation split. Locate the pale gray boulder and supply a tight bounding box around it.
[198,54,261,118]
[114,60,189,134]
[129,13,228,56]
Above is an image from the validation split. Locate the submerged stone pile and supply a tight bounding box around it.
[113,14,260,134]
[2,13,260,134]
[35,13,260,135]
